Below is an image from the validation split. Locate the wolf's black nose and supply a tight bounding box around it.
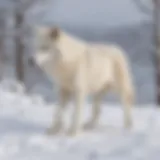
[28,57,35,67]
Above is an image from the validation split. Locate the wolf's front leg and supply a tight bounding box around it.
[84,93,102,129]
[47,89,70,135]
[67,91,85,136]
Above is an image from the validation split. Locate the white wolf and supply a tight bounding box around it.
[31,26,135,136]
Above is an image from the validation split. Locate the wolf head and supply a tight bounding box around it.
[30,26,62,67]
[29,25,86,70]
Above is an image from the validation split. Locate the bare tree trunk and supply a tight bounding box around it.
[0,9,5,56]
[15,10,25,82]
[0,9,6,79]
[153,0,160,105]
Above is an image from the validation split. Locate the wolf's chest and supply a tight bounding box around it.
[53,63,75,88]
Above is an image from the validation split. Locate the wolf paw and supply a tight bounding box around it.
[46,123,63,135]
[66,128,81,137]
[124,119,132,129]
[83,121,97,130]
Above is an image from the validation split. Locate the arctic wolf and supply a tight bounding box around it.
[31,26,135,136]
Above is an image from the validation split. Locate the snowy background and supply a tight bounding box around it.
[0,0,159,159]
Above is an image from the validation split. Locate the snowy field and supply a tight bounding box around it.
[0,79,160,160]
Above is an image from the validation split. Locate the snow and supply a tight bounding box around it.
[0,79,159,160]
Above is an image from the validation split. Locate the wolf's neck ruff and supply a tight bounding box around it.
[55,31,86,63]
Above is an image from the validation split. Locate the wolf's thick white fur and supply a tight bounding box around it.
[33,26,135,136]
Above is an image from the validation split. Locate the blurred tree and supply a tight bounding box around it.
[14,7,24,82]
[13,0,49,83]
[133,0,160,105]
[0,9,7,79]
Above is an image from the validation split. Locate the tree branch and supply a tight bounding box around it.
[132,0,152,15]
[11,0,53,12]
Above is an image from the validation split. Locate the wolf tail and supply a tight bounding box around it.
[113,47,135,104]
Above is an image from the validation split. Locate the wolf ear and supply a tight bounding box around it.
[50,27,60,39]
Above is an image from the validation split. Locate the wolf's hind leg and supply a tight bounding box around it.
[120,90,133,129]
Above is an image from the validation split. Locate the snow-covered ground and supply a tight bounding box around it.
[0,79,160,160]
